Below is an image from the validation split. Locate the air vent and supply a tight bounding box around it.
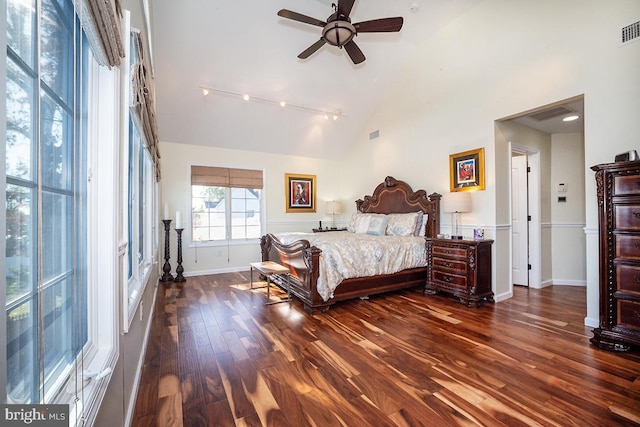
[529,106,574,121]
[621,21,640,45]
[369,129,380,140]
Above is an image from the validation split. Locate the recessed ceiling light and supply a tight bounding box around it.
[563,115,579,122]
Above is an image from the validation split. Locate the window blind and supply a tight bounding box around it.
[191,166,263,189]
[74,0,125,67]
[130,31,161,180]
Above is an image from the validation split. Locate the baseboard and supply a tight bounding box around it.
[550,279,587,286]
[184,266,248,277]
[494,290,513,302]
[584,316,599,328]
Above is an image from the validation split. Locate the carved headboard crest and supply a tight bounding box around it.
[355,176,441,237]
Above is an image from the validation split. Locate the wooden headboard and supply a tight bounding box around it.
[355,176,441,238]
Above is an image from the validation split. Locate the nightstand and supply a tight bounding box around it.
[425,238,494,307]
[312,227,347,233]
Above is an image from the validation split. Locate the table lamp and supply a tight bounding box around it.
[442,192,472,240]
[326,200,343,229]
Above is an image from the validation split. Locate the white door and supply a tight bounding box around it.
[512,154,529,286]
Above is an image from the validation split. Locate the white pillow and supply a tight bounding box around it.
[386,212,421,236]
[347,212,361,233]
[354,214,372,234]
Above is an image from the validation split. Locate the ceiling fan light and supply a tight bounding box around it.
[322,21,356,46]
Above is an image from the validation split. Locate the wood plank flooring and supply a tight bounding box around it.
[131,273,640,426]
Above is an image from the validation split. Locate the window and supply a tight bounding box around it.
[125,28,155,326]
[5,0,88,403]
[191,166,263,242]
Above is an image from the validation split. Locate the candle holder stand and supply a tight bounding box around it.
[174,228,186,283]
[160,220,174,283]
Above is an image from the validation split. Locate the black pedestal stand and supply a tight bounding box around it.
[160,219,174,283]
[174,228,186,282]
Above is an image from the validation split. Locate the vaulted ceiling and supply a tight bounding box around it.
[150,0,483,159]
[149,0,582,160]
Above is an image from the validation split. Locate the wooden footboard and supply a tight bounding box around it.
[260,233,327,312]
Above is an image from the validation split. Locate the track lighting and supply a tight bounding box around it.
[199,85,342,119]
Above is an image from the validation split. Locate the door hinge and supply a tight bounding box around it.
[527,166,531,172]
[528,264,532,270]
[527,215,532,221]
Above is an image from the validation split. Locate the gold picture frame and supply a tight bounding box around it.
[285,173,316,213]
[449,147,485,192]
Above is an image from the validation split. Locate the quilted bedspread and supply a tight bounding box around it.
[275,231,427,301]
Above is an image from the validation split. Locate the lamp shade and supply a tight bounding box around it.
[442,192,472,213]
[326,200,343,215]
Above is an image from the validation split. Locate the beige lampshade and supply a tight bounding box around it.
[326,200,343,215]
[442,192,472,213]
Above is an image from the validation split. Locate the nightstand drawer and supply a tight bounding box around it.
[432,246,467,259]
[432,257,467,273]
[433,271,467,288]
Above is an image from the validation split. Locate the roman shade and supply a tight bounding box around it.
[74,0,125,67]
[191,166,263,189]
[130,32,161,180]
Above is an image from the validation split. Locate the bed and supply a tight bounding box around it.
[260,176,441,313]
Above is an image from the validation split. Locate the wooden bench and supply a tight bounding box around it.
[249,261,291,305]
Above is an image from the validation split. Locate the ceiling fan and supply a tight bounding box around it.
[277,0,403,64]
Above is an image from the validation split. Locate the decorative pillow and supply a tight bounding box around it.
[366,214,389,236]
[413,211,424,236]
[386,212,421,236]
[354,213,372,234]
[416,213,429,236]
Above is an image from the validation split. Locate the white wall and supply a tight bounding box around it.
[551,133,586,285]
[338,0,640,325]
[160,141,350,275]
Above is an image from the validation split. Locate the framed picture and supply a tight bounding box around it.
[449,147,485,192]
[285,173,316,212]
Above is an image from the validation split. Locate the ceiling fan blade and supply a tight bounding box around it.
[343,40,365,64]
[337,0,356,17]
[298,38,326,59]
[354,17,404,33]
[277,9,326,27]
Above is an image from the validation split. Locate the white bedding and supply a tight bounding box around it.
[275,231,427,302]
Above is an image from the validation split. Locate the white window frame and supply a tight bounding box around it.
[2,1,118,422]
[120,17,155,331]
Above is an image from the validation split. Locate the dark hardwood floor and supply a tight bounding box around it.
[131,273,640,426]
